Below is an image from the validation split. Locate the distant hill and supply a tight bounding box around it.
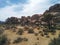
[0,21,4,24]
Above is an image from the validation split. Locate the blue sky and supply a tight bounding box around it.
[0,0,60,21]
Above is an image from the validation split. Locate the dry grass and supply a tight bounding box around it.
[3,26,60,45]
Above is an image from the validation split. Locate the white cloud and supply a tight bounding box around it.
[0,0,59,21]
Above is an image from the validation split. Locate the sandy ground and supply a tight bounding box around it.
[3,26,60,45]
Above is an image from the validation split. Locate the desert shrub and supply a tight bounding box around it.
[37,37,39,40]
[12,28,16,32]
[28,29,34,34]
[13,37,28,44]
[43,29,47,32]
[10,25,16,29]
[44,32,48,35]
[37,27,40,30]
[0,35,9,45]
[55,25,60,30]
[17,29,24,35]
[40,26,44,28]
[51,32,56,35]
[49,29,56,33]
[34,33,38,36]
[35,43,37,45]
[2,25,5,28]
[43,27,56,33]
[39,31,42,33]
[23,38,28,41]
[5,25,16,30]
[5,25,11,29]
[24,26,29,31]
[13,37,23,43]
[0,28,4,35]
[49,38,60,45]
[49,34,60,45]
[59,34,60,37]
[46,35,49,38]
[40,33,44,37]
[43,28,49,32]
[57,27,60,30]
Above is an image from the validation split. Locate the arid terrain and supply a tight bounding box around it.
[3,26,60,45]
[0,4,60,45]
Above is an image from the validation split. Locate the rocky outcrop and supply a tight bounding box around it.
[5,4,60,26]
[44,4,60,14]
[49,4,60,12]
[5,14,43,26]
[43,4,60,25]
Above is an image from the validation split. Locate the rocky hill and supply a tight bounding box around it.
[44,4,60,14]
[5,14,43,26]
[44,4,60,25]
[5,4,60,26]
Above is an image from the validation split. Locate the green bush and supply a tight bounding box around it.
[44,32,48,35]
[39,31,42,33]
[23,38,28,41]
[0,28,4,35]
[13,37,23,43]
[46,35,49,38]
[49,34,60,45]
[37,37,39,40]
[13,37,28,44]
[0,35,8,45]
[40,33,44,37]
[28,29,34,34]
[34,33,38,36]
[56,25,60,30]
[17,29,24,35]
